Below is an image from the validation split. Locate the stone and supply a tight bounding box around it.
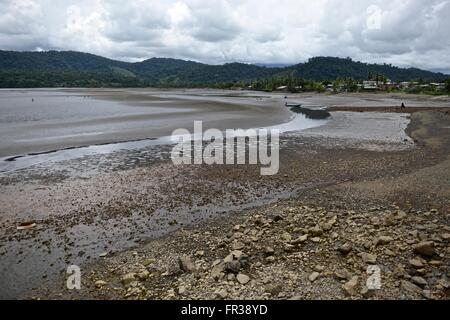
[121,273,137,287]
[343,276,359,296]
[178,256,196,273]
[375,236,394,246]
[143,258,156,267]
[310,225,323,236]
[232,241,245,250]
[441,233,450,241]
[292,234,308,244]
[265,284,283,296]
[309,272,320,282]
[95,280,107,288]
[211,263,226,280]
[409,258,424,269]
[215,289,228,299]
[137,270,150,280]
[99,252,108,258]
[281,232,292,242]
[178,286,186,295]
[265,247,275,255]
[236,273,250,285]
[411,277,428,287]
[338,243,353,255]
[359,252,377,264]
[335,269,352,281]
[401,280,423,295]
[360,286,376,298]
[225,260,242,274]
[413,241,435,257]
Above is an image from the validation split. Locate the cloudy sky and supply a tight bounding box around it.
[1,0,449,72]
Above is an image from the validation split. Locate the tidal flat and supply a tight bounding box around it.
[0,89,449,299]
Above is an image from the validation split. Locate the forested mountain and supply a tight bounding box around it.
[0,50,447,88]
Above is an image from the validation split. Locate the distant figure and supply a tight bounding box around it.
[401,102,406,108]
[31,98,34,102]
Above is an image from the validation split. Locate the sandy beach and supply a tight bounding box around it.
[0,90,449,300]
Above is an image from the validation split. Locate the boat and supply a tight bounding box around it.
[285,102,302,107]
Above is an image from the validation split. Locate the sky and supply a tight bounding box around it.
[0,0,449,73]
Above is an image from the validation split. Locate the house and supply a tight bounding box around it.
[362,81,378,90]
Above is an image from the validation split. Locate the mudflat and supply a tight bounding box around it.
[0,90,449,300]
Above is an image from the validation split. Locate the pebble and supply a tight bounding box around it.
[309,272,320,282]
[236,273,250,285]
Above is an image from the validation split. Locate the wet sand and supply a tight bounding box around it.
[0,89,292,158]
[0,90,449,299]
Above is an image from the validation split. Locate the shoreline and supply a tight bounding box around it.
[24,109,450,300]
[0,91,449,299]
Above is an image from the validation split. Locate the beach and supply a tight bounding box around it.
[0,89,449,299]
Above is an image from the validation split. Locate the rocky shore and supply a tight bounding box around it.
[26,109,450,300]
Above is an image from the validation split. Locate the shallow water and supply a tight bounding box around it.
[0,89,329,173]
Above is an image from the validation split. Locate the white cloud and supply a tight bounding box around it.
[0,0,449,72]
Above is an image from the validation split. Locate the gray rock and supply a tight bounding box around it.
[411,276,428,287]
[309,272,320,282]
[178,256,196,273]
[343,276,359,296]
[401,280,423,295]
[359,252,377,264]
[236,273,250,284]
[338,243,353,255]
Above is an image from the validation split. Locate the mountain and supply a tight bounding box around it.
[0,50,447,88]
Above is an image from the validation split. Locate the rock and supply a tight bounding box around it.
[137,270,150,280]
[230,250,245,260]
[265,247,275,255]
[232,241,245,250]
[281,232,292,242]
[359,252,377,264]
[343,276,359,296]
[121,273,137,287]
[292,234,308,244]
[310,225,323,237]
[411,276,428,287]
[409,258,424,269]
[314,265,325,272]
[265,284,283,296]
[236,273,250,285]
[215,289,228,299]
[95,280,107,288]
[99,252,108,258]
[441,233,450,241]
[211,263,226,280]
[143,258,156,267]
[309,272,320,282]
[195,250,205,257]
[335,269,352,281]
[360,286,376,298]
[225,260,242,274]
[338,243,353,255]
[401,280,423,295]
[178,286,186,295]
[375,236,394,246]
[413,241,435,257]
[178,256,196,273]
